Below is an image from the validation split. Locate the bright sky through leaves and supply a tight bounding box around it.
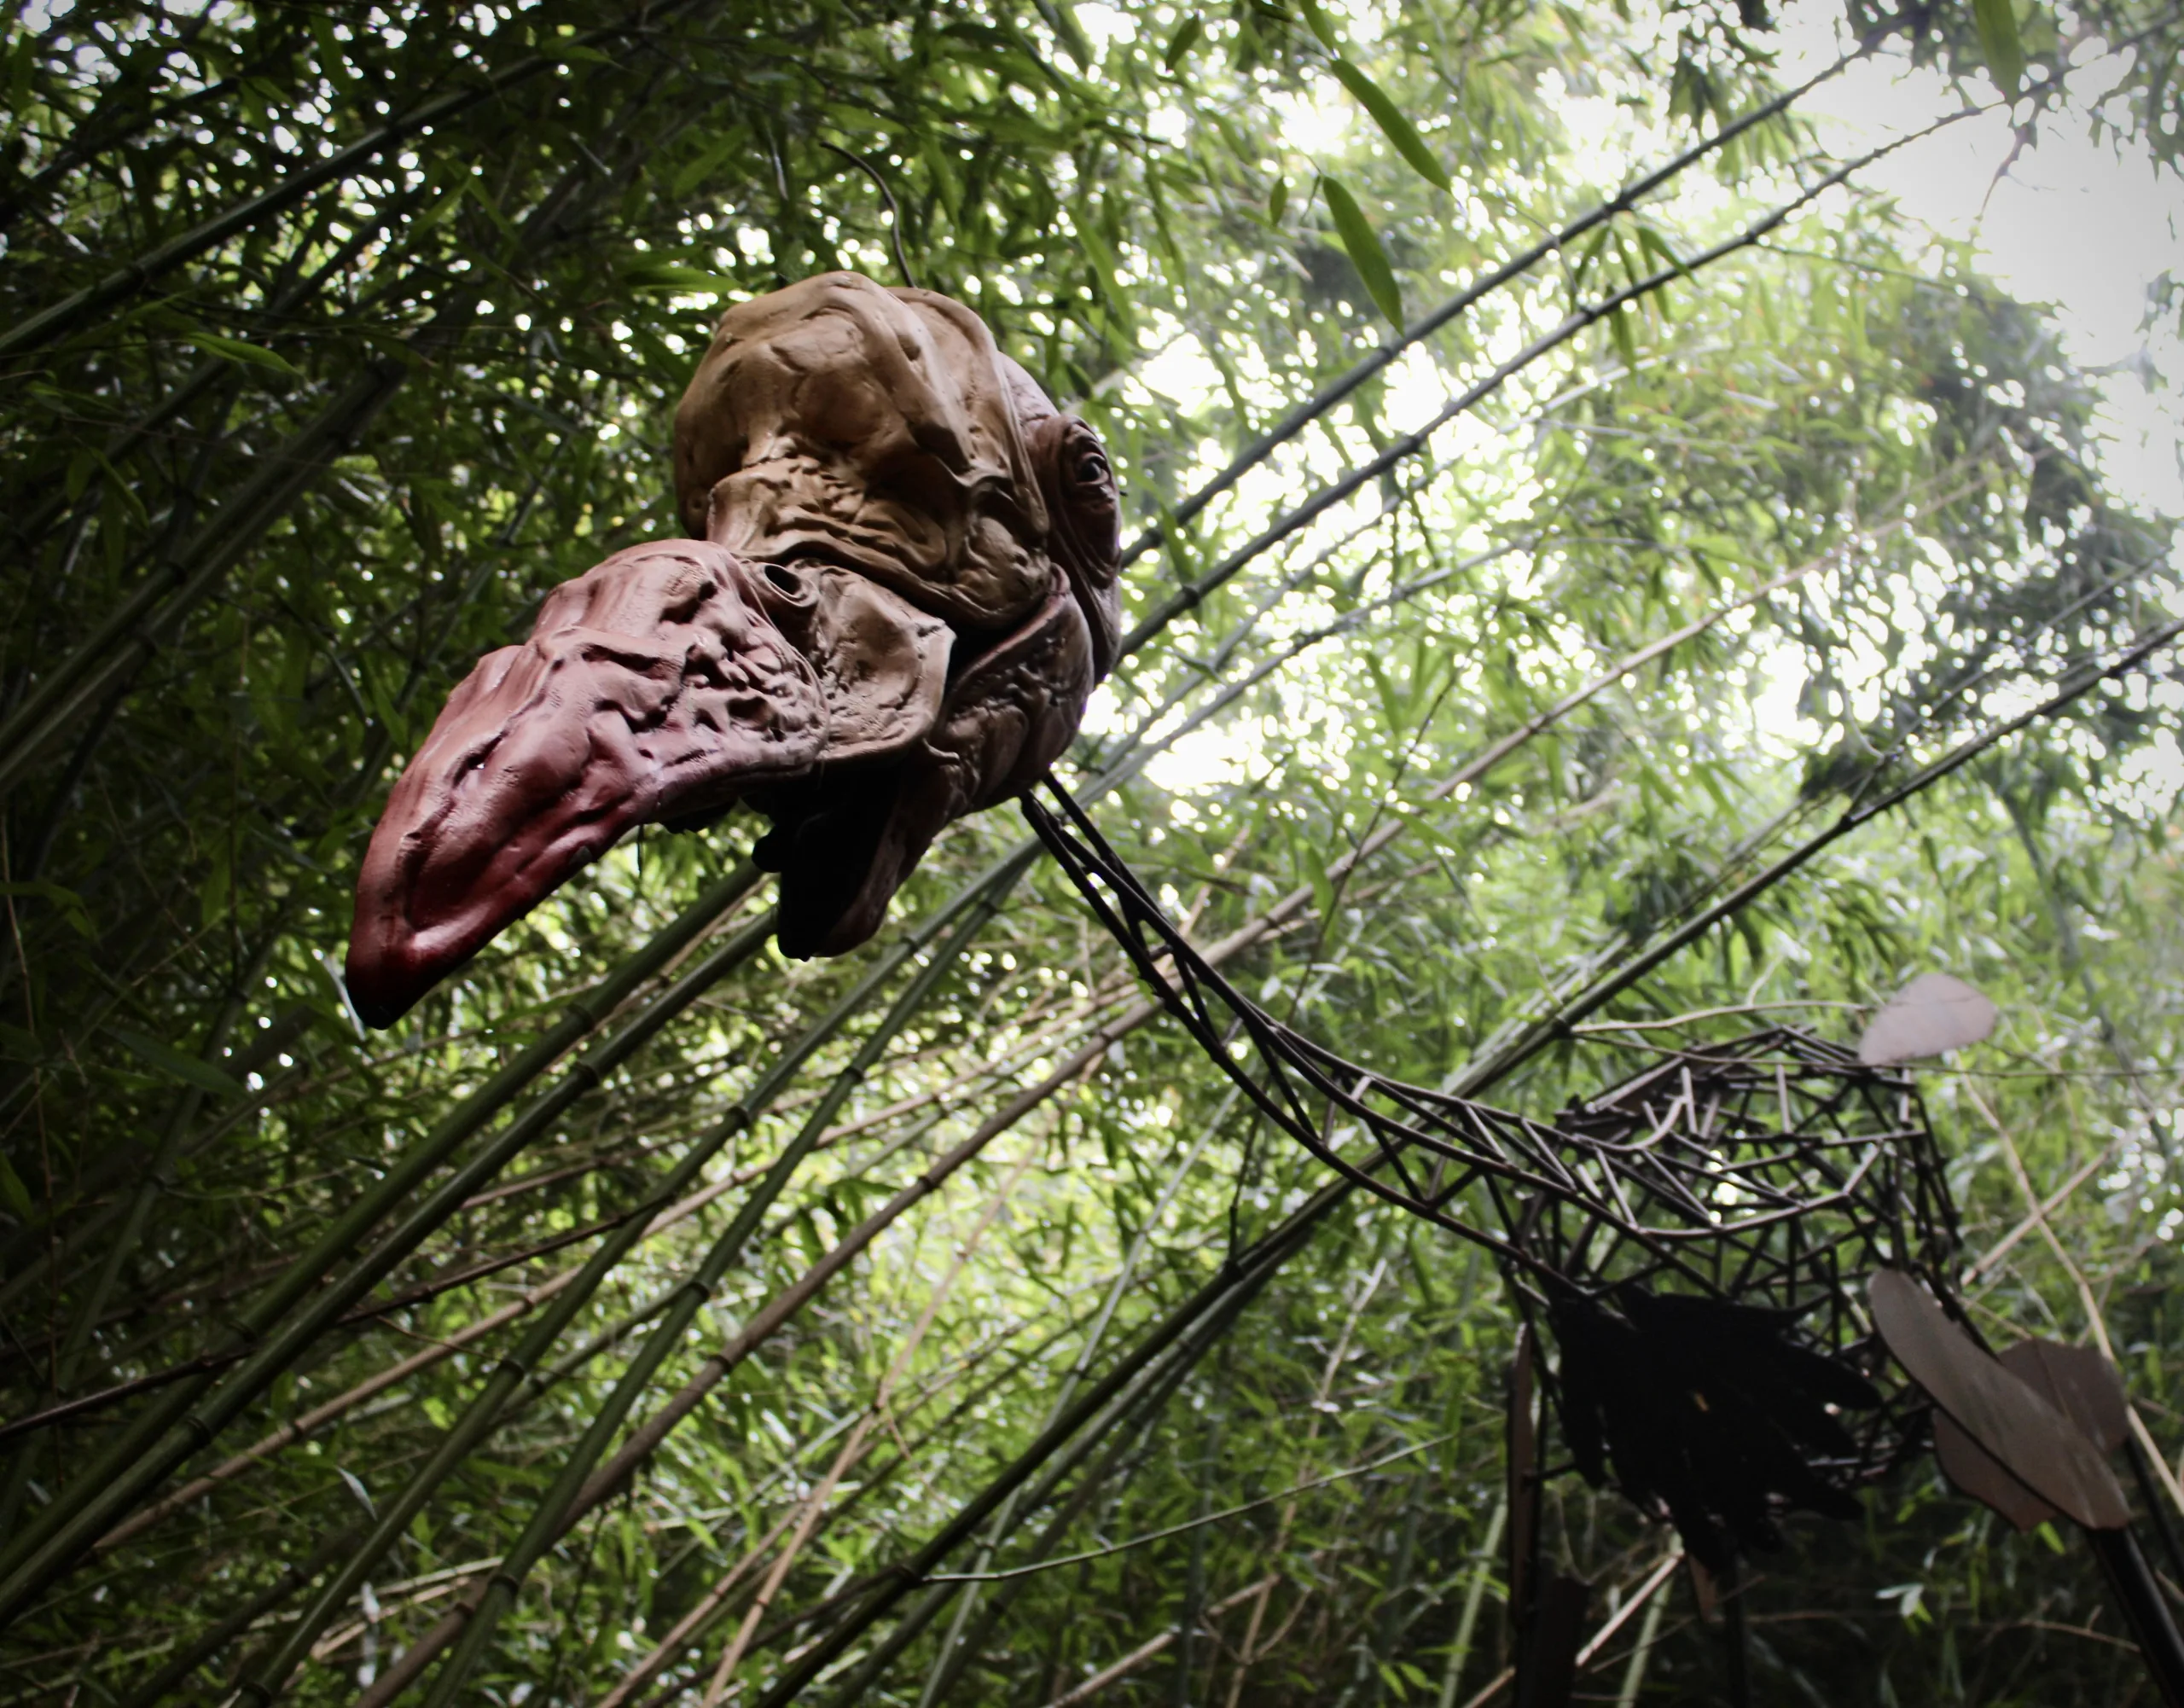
[1777,2,2184,520]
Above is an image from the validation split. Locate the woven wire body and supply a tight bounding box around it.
[1516,1031,1960,1495]
[1025,781,1963,1536]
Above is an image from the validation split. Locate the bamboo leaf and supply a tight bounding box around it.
[187,331,301,376]
[1299,839,1336,925]
[1609,300,1638,367]
[1163,15,1202,69]
[1032,0,1094,67]
[624,259,741,296]
[1571,226,1609,299]
[0,880,92,938]
[1329,59,1450,191]
[337,1467,377,1517]
[0,1153,29,1218]
[109,1027,247,1099]
[1975,0,2024,96]
[1321,175,1405,328]
[1632,221,1686,276]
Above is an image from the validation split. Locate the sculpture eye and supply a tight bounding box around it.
[1043,416,1119,581]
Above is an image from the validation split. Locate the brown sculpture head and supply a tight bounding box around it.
[346,273,1121,1027]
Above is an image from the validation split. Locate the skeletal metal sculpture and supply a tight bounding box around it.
[346,273,1120,1026]
[334,262,2155,1689]
[1031,780,2184,1702]
[1025,781,1960,1570]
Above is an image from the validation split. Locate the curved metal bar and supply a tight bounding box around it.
[1023,776,1964,1542]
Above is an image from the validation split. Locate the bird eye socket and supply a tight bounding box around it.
[1041,417,1119,580]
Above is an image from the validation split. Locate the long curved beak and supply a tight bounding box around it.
[343,541,948,1026]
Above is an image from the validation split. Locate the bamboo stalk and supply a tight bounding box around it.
[0,0,694,362]
[1113,57,1850,570]
[1037,1574,1282,1708]
[566,1278,1111,1707]
[1575,1548,1684,1670]
[703,1149,1039,1702]
[806,1227,1286,1708]
[90,1112,838,1555]
[750,1214,1327,1708]
[1118,115,1976,658]
[0,77,663,805]
[2003,796,2178,1164]
[1433,1501,1507,1708]
[4,183,430,566]
[928,1432,1452,1590]
[1461,619,2184,1095]
[0,975,260,1536]
[567,988,1198,1525]
[110,1525,367,1708]
[598,1511,805,1708]
[0,1008,314,1291]
[0,357,414,799]
[406,881,1036,1703]
[0,7,241,231]
[239,873,1021,1699]
[0,863,764,1621]
[48,978,260,1388]
[1969,1083,2184,1524]
[371,1044,1111,1698]
[1217,1258,1389,1704]
[375,1304,1129,1708]
[913,1098,1237,1705]
[1612,1576,1671,1708]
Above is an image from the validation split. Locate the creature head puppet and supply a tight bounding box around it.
[346,272,1121,1025]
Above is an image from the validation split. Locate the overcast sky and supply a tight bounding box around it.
[1777,3,2183,523]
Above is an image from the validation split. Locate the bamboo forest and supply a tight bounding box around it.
[4,0,2184,1701]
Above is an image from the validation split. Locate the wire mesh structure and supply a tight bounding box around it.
[1519,1031,1960,1563]
[1025,779,1962,1565]
[1513,1029,1959,1316]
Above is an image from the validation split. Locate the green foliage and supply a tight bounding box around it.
[1,0,2182,1705]
[1320,172,1408,327]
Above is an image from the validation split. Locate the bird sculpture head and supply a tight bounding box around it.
[346,273,1122,1026]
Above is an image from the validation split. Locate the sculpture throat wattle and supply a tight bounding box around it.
[346,272,1121,1027]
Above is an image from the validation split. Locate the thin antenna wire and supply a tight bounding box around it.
[822,141,920,291]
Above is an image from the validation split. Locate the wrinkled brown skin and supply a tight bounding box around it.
[346,273,1121,1026]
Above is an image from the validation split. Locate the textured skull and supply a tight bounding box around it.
[346,272,1121,1026]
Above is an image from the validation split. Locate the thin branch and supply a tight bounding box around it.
[1036,1573,1283,1708]
[1115,54,1858,566]
[927,1432,1449,1584]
